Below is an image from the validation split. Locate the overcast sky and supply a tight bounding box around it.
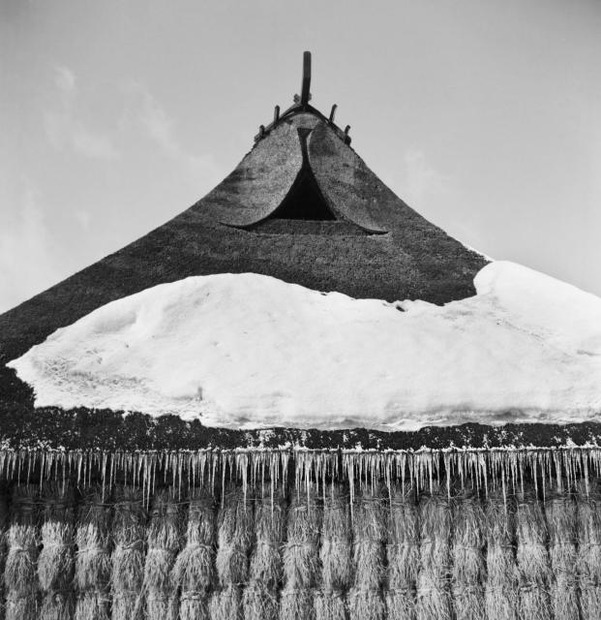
[1,0,600,313]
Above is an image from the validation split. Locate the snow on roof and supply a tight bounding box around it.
[8,261,601,431]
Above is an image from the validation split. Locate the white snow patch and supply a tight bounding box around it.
[8,261,601,431]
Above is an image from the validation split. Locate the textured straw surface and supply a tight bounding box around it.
[0,473,597,619]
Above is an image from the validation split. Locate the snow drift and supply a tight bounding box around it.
[8,261,601,430]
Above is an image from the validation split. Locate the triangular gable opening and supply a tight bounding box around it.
[271,164,335,221]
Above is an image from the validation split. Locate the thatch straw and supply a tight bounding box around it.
[209,584,243,620]
[5,592,38,620]
[386,587,416,620]
[248,488,285,589]
[484,490,518,620]
[143,489,182,619]
[172,488,216,595]
[146,591,178,620]
[546,490,578,620]
[351,485,385,591]
[386,484,418,619]
[4,485,40,620]
[320,487,351,592]
[178,591,210,620]
[415,484,451,620]
[215,487,253,587]
[0,488,9,619]
[40,591,74,619]
[74,592,111,620]
[243,583,280,620]
[348,587,385,620]
[283,483,320,590]
[515,487,551,620]
[314,588,346,620]
[279,587,314,620]
[74,488,112,620]
[110,486,147,620]
[38,483,75,620]
[243,488,285,620]
[577,480,601,619]
[281,483,320,620]
[347,485,385,620]
[75,488,112,592]
[451,490,485,620]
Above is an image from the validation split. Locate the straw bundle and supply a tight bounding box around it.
[38,483,75,620]
[281,483,320,620]
[348,588,385,620]
[211,487,253,620]
[484,490,518,620]
[215,487,253,586]
[178,591,210,620]
[515,487,551,620]
[172,489,215,620]
[74,594,111,620]
[348,485,385,620]
[0,488,8,620]
[171,489,216,600]
[209,583,244,620]
[386,484,418,620]
[74,488,112,620]
[110,486,147,620]
[143,489,182,620]
[546,491,578,620]
[243,488,285,620]
[316,487,350,620]
[4,485,40,620]
[320,487,352,591]
[314,588,346,620]
[577,481,601,619]
[451,490,485,620]
[280,587,315,620]
[415,484,451,620]
[243,584,280,620]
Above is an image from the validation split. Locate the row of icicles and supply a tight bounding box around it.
[1,446,601,507]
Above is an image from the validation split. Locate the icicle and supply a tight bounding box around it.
[221,453,227,508]
[199,450,206,490]
[238,451,249,507]
[345,452,355,521]
[541,451,547,501]
[152,453,158,504]
[584,452,590,496]
[177,451,182,499]
[480,452,488,498]
[444,452,451,499]
[553,450,562,493]
[529,451,538,498]
[519,450,525,497]
[592,448,601,479]
[401,452,406,498]
[39,450,46,492]
[305,450,311,504]
[501,459,507,510]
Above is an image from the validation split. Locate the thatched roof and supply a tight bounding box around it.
[0,53,597,469]
[0,89,486,365]
[0,53,600,619]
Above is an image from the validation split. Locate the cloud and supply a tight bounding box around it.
[0,180,64,314]
[402,149,451,205]
[55,65,76,95]
[43,65,120,161]
[124,83,220,183]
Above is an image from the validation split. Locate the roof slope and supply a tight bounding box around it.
[0,108,486,363]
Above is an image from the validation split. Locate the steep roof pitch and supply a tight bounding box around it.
[0,52,599,455]
[0,100,486,363]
